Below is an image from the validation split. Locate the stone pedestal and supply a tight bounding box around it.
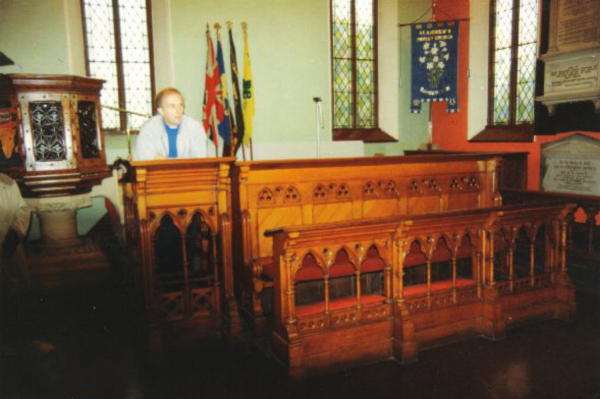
[24,188,110,292]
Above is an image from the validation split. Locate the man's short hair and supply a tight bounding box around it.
[155,88,184,108]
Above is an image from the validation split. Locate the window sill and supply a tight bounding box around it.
[469,125,534,143]
[333,128,397,143]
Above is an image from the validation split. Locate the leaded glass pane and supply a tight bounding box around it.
[516,0,538,124]
[30,102,66,162]
[333,92,353,128]
[119,0,153,129]
[78,101,101,158]
[493,48,511,124]
[495,7,513,50]
[491,0,539,127]
[82,0,153,131]
[355,0,374,60]
[83,0,119,129]
[357,92,375,128]
[356,60,374,93]
[516,44,537,123]
[331,0,376,130]
[332,0,352,59]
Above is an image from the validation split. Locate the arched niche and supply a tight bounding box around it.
[431,237,452,283]
[456,234,475,279]
[328,249,356,301]
[360,245,385,297]
[154,214,183,292]
[403,240,427,287]
[294,253,325,308]
[185,212,215,287]
[513,227,531,278]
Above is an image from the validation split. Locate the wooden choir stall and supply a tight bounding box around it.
[267,199,575,376]
[124,152,577,376]
[231,153,503,329]
[125,158,240,341]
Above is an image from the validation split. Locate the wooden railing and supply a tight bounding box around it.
[502,188,600,259]
[232,153,508,327]
[266,198,575,376]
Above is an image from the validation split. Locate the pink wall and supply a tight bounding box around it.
[430,0,600,191]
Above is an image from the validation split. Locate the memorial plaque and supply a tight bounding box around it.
[541,134,600,196]
[537,0,600,114]
[545,54,599,94]
[556,0,600,51]
[553,0,600,54]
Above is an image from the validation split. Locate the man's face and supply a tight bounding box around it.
[158,92,184,127]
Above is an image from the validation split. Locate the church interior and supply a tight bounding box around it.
[1,0,600,398]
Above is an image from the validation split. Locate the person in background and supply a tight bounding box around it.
[0,173,31,295]
[135,88,207,161]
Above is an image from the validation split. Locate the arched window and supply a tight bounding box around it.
[81,0,155,131]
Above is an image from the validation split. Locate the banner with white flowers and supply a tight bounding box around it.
[411,21,459,114]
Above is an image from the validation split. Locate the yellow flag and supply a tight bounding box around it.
[242,24,254,147]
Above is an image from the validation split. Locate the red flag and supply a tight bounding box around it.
[202,27,223,147]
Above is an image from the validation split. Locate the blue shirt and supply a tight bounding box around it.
[163,121,180,158]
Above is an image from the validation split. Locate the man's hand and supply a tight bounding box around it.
[2,229,20,260]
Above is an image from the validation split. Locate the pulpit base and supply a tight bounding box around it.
[25,237,111,293]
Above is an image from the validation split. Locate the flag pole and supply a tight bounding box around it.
[215,22,233,158]
[227,20,236,159]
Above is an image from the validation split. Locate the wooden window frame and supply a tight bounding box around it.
[80,0,156,134]
[330,0,395,143]
[470,0,537,143]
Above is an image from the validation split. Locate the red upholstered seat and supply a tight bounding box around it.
[403,279,476,297]
[295,294,386,317]
[296,301,326,317]
[360,293,386,305]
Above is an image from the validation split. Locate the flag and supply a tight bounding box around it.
[202,27,223,147]
[242,23,254,148]
[228,24,245,154]
[410,21,459,114]
[215,28,234,149]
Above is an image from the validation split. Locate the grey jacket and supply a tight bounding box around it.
[135,115,207,161]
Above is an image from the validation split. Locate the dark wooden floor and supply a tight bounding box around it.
[1,244,599,399]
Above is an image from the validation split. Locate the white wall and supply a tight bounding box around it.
[467,0,490,139]
[0,0,85,75]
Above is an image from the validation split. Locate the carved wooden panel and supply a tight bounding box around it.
[257,206,303,258]
[312,202,353,224]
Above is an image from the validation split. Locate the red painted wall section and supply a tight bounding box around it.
[430,0,600,190]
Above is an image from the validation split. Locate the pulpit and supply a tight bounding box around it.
[125,158,240,341]
[0,74,111,290]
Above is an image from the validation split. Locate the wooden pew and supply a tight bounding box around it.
[266,199,575,376]
[232,154,505,329]
[125,158,240,341]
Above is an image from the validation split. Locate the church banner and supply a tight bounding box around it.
[411,21,459,114]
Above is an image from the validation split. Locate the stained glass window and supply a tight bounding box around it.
[490,0,539,126]
[82,0,154,131]
[331,0,377,130]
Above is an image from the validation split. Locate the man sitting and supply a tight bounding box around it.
[135,88,207,161]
